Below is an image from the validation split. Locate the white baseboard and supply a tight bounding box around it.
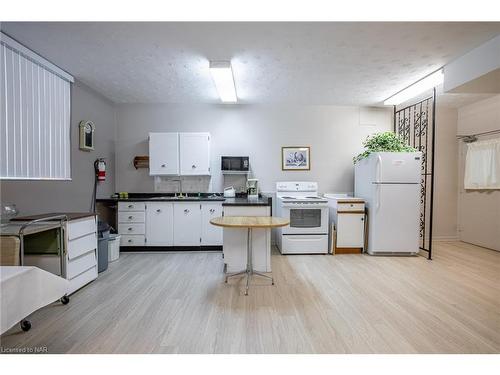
[432,236,459,242]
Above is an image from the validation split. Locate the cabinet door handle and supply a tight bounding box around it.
[156,209,161,213]
[192,165,196,169]
[128,216,133,219]
[184,209,190,213]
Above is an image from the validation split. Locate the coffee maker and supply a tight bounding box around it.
[246,179,259,200]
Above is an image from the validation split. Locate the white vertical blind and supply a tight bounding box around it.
[1,32,73,180]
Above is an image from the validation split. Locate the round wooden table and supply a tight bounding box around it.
[210,216,289,295]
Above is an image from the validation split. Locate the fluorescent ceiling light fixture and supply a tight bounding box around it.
[209,61,237,103]
[384,69,444,106]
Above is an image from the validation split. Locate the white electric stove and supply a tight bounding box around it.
[275,182,329,254]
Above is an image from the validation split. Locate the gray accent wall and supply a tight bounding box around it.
[115,104,392,194]
[0,81,116,215]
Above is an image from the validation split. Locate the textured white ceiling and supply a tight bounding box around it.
[2,22,500,105]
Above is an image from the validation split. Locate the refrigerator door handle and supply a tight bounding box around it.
[376,184,381,212]
[376,154,382,183]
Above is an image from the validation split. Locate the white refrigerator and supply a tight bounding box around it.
[354,152,422,255]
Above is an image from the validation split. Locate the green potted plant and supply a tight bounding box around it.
[354,131,416,163]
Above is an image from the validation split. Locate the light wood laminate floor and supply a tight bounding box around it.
[1,241,499,353]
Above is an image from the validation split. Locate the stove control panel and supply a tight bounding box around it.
[276,181,318,192]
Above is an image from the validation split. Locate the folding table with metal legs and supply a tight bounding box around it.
[224,227,274,295]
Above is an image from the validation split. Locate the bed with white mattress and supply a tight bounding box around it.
[0,266,69,334]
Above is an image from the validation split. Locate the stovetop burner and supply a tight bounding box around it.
[279,195,327,201]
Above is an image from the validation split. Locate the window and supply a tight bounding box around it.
[1,32,74,180]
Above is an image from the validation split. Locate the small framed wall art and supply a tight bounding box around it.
[281,146,310,171]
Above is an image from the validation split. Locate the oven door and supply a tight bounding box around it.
[281,205,328,234]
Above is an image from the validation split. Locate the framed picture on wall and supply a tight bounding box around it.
[281,146,310,170]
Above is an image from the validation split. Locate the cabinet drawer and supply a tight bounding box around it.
[118,223,145,235]
[120,235,145,246]
[118,202,146,212]
[337,202,365,212]
[68,233,97,260]
[67,217,96,240]
[68,266,97,295]
[67,251,96,279]
[118,211,146,223]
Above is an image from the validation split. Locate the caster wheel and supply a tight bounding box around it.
[60,295,70,305]
[20,320,31,331]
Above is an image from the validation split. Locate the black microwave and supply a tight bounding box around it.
[221,156,249,173]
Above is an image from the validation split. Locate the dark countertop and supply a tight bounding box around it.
[12,212,96,221]
[222,196,271,206]
[98,197,225,202]
[97,193,271,206]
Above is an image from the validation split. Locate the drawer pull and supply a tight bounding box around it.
[156,209,161,213]
[128,227,133,231]
[128,205,133,208]
[161,164,166,167]
[184,209,190,213]
[128,216,133,219]
[128,239,133,243]
[210,209,215,213]
[192,165,196,169]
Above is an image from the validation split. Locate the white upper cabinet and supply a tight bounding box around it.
[179,132,211,175]
[149,132,210,176]
[149,132,179,176]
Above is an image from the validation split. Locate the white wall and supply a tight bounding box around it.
[0,81,117,215]
[457,94,500,251]
[432,105,459,240]
[115,104,392,195]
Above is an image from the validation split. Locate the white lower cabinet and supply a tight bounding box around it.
[66,217,98,294]
[118,202,146,246]
[145,202,174,246]
[118,200,223,247]
[26,216,98,295]
[201,203,223,245]
[222,206,271,272]
[173,203,202,246]
[336,213,365,247]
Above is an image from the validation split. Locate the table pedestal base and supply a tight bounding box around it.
[225,227,274,295]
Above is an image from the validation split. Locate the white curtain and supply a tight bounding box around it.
[464,138,500,189]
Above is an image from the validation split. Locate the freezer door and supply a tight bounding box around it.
[368,183,420,254]
[374,152,422,183]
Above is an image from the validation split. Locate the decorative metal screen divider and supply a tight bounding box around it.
[393,88,436,260]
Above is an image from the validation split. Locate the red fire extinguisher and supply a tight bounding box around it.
[94,158,106,182]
